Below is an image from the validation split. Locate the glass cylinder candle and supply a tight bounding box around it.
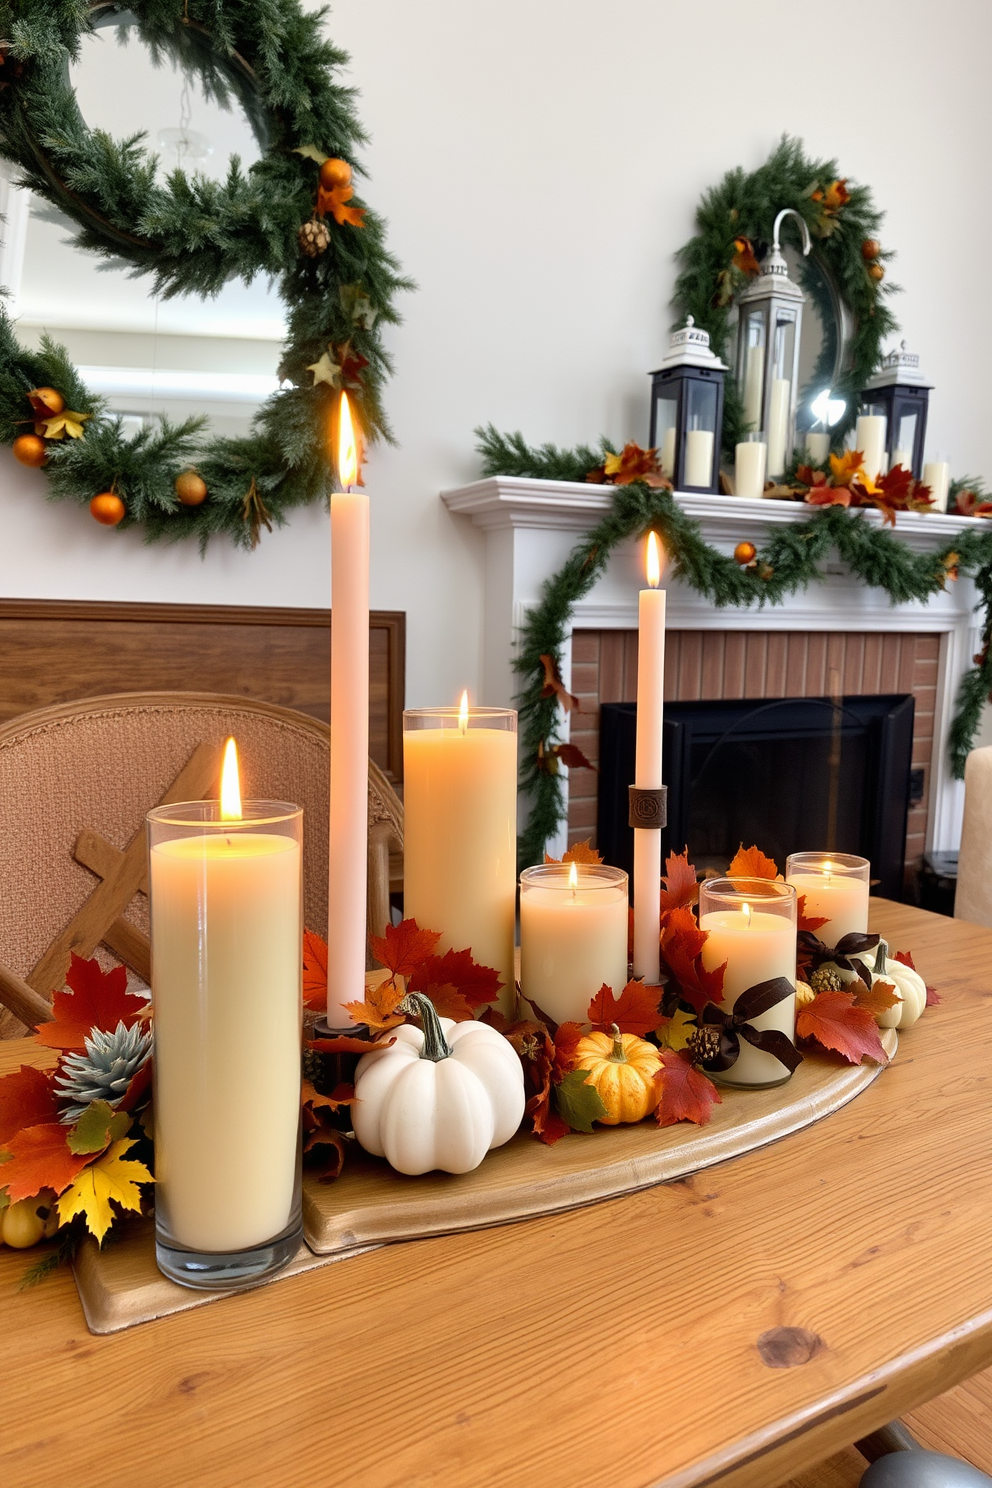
[520,863,628,1025]
[699,877,797,1088]
[403,703,517,1017]
[785,852,870,944]
[734,432,767,499]
[147,798,303,1289]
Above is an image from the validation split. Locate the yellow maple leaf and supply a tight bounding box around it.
[660,1007,697,1052]
[829,449,864,485]
[57,1137,153,1244]
[36,411,91,441]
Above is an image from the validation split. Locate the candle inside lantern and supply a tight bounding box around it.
[766,377,791,475]
[699,877,797,1088]
[327,390,370,1027]
[785,851,870,944]
[148,739,303,1286]
[855,414,887,481]
[520,862,628,1025]
[684,426,714,487]
[403,697,517,1015]
[632,531,665,983]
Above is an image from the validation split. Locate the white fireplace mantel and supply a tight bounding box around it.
[441,477,985,857]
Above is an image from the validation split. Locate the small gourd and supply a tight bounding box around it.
[572,1023,661,1125]
[861,939,927,1029]
[351,991,526,1175]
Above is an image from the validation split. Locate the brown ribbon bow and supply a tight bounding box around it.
[700,976,803,1075]
[797,930,880,988]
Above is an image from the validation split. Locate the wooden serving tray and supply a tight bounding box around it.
[74,1029,894,1333]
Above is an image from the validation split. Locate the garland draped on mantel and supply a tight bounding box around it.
[475,429,992,869]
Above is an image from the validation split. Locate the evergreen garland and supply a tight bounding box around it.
[0,0,413,546]
[475,427,992,868]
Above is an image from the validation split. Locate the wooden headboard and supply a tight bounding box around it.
[0,599,405,782]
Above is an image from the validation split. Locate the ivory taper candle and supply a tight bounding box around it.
[633,531,665,983]
[327,391,369,1027]
[403,698,517,1016]
[148,740,303,1287]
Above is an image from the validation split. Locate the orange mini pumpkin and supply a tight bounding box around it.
[573,1023,662,1125]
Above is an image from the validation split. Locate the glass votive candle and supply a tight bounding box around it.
[785,852,870,944]
[147,799,303,1289]
[734,431,767,499]
[699,877,797,1088]
[403,704,517,1017]
[519,863,628,1026]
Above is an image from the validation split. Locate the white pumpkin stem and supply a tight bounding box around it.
[873,939,889,975]
[609,1022,628,1063]
[399,991,452,1062]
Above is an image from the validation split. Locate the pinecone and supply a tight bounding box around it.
[795,981,815,1007]
[809,965,844,993]
[298,219,330,257]
[55,1020,153,1123]
[687,1024,722,1064]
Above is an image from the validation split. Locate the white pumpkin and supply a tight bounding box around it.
[352,992,526,1175]
[859,939,928,1029]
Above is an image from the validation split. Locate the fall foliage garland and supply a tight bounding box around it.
[0,0,411,547]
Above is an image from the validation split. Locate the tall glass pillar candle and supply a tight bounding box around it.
[328,390,369,1027]
[403,700,517,1016]
[633,532,665,983]
[923,458,950,513]
[148,741,302,1288]
[855,412,887,481]
[520,863,628,1025]
[699,878,797,1088]
[785,852,870,944]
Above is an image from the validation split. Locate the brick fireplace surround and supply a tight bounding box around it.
[441,478,984,871]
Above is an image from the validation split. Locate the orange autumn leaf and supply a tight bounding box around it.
[726,844,781,881]
[796,990,888,1065]
[659,849,699,915]
[732,235,761,277]
[586,980,664,1038]
[546,838,603,866]
[655,1050,722,1126]
[660,906,727,1016]
[0,1065,58,1146]
[796,894,829,935]
[552,1021,585,1081]
[301,1078,354,1112]
[343,976,406,1033]
[302,930,328,1011]
[316,182,366,227]
[0,1121,92,1202]
[603,442,669,489]
[806,485,853,509]
[407,947,503,1009]
[368,918,441,980]
[853,978,901,1020]
[420,982,475,1022]
[34,954,149,1052]
[829,449,864,485]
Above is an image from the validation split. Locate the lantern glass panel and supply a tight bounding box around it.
[741,309,766,431]
[767,310,797,475]
[892,410,917,471]
[653,388,678,478]
[684,379,718,489]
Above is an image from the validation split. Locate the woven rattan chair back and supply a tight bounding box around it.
[0,691,402,1037]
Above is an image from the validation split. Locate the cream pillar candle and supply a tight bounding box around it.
[659,426,676,480]
[743,341,764,431]
[699,878,797,1087]
[403,701,517,1016]
[890,447,912,472]
[805,432,830,465]
[855,414,887,481]
[328,391,369,1026]
[684,428,714,487]
[734,440,767,499]
[923,460,950,513]
[520,863,628,1025]
[766,377,790,475]
[785,851,870,944]
[148,748,302,1286]
[633,532,665,983]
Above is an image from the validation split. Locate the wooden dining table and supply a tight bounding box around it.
[3,898,992,1488]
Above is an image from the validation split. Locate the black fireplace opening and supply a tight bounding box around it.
[598,694,915,900]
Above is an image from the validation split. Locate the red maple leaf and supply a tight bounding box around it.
[586,980,663,1037]
[727,844,781,880]
[806,485,853,509]
[554,743,595,771]
[504,1019,561,1142]
[659,849,699,916]
[303,930,328,1011]
[546,839,604,866]
[538,653,580,713]
[661,907,727,1016]
[894,949,941,1006]
[655,1051,722,1127]
[796,990,889,1064]
[34,954,148,1052]
[408,947,502,1009]
[309,1034,386,1055]
[796,893,829,934]
[368,919,441,980]
[419,982,475,1022]
[117,1059,152,1115]
[552,1021,584,1081]
[0,1065,58,1146]
[0,1121,92,1201]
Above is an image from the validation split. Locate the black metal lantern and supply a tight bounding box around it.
[860,342,932,480]
[648,316,726,494]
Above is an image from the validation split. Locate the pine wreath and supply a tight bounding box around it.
[0,0,412,547]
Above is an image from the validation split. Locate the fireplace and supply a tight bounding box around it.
[597,694,915,899]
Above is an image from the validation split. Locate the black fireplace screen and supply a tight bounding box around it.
[597,694,915,900]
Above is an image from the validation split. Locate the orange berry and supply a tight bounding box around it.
[90,492,126,526]
[319,157,352,191]
[12,433,47,467]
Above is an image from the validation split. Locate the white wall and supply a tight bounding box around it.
[2,0,990,709]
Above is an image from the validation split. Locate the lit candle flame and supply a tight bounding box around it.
[569,860,579,894]
[742,901,751,927]
[220,736,242,821]
[823,859,833,881]
[337,390,359,490]
[458,688,469,734]
[645,530,662,589]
